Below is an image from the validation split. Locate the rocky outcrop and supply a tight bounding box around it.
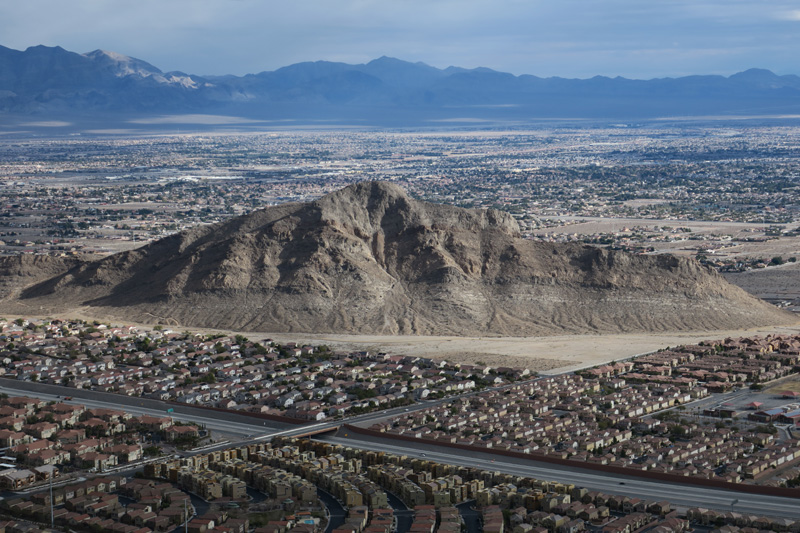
[10,181,795,335]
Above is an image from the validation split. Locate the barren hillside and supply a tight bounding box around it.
[4,181,794,335]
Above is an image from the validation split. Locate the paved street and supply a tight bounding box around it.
[318,435,800,519]
[1,379,799,519]
[0,383,289,437]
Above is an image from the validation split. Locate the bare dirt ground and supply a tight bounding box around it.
[255,325,800,374]
[535,216,800,260]
[724,261,800,305]
[5,305,799,374]
[766,378,800,395]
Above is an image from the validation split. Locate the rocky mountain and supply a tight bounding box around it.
[0,45,214,112]
[0,255,85,300]
[3,45,800,122]
[9,182,794,335]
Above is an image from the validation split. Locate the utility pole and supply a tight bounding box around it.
[49,470,54,529]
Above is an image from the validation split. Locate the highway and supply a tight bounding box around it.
[2,381,799,519]
[318,435,800,519]
[0,377,507,445]
[0,381,437,449]
[0,383,292,437]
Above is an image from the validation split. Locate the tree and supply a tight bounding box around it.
[143,446,161,457]
[668,424,687,438]
[198,373,216,384]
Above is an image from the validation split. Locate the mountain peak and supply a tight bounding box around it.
[729,68,778,81]
[325,180,409,202]
[22,44,71,58]
[25,44,65,52]
[86,49,126,60]
[3,43,800,120]
[368,56,411,66]
[15,182,791,336]
[84,49,163,77]
[734,67,776,77]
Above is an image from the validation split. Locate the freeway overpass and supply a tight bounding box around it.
[1,380,798,519]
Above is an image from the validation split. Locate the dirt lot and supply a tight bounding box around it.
[724,261,800,310]
[535,216,800,260]
[767,378,800,395]
[256,325,800,374]
[6,306,799,374]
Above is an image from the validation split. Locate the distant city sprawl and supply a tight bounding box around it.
[1,127,800,276]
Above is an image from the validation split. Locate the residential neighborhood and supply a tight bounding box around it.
[1,318,800,531]
[0,392,200,491]
[5,436,797,533]
[0,318,526,422]
[369,335,800,487]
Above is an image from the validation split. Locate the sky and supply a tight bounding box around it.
[2,0,800,79]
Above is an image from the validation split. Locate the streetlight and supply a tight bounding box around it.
[49,471,54,529]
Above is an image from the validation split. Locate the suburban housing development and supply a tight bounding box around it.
[0,317,799,532]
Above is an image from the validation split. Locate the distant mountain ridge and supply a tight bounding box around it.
[0,45,210,110]
[3,44,800,123]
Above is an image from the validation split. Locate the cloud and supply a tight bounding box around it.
[2,0,800,78]
[776,9,800,21]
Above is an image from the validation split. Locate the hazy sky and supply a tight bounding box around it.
[3,0,800,78]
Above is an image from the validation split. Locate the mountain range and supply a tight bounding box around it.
[3,181,792,336]
[3,45,800,124]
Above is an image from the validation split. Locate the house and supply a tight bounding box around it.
[28,448,71,466]
[166,425,200,442]
[0,430,30,448]
[0,469,36,489]
[80,452,118,472]
[28,422,59,439]
[106,444,143,463]
[134,415,173,431]
[57,428,86,445]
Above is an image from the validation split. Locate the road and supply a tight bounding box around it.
[318,488,346,533]
[457,500,480,533]
[0,377,512,440]
[184,383,536,453]
[386,491,412,533]
[0,383,289,437]
[317,435,800,519]
[2,380,799,519]
[0,381,450,455]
